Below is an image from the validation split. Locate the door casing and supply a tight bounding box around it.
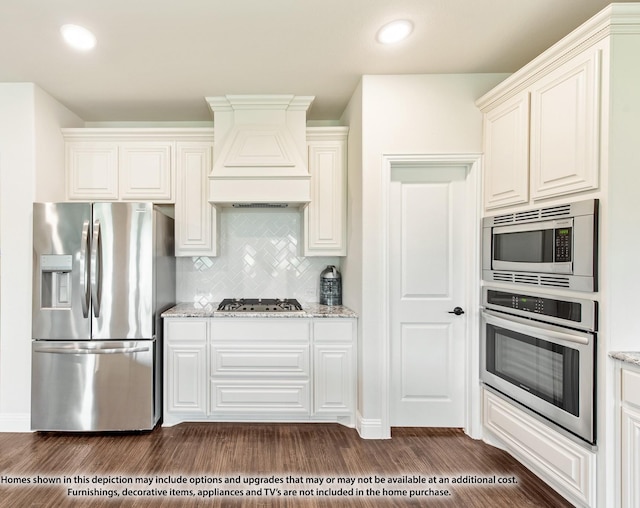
[380,153,482,439]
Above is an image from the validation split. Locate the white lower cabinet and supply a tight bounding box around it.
[313,320,356,416]
[163,317,356,426]
[620,366,640,508]
[482,389,595,507]
[163,319,208,425]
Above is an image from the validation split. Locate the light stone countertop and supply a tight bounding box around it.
[610,351,640,368]
[161,302,357,319]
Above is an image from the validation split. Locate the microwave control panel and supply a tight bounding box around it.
[554,227,572,262]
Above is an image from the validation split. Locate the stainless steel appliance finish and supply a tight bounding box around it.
[31,202,175,432]
[217,298,303,312]
[482,199,598,292]
[31,340,155,432]
[480,288,596,444]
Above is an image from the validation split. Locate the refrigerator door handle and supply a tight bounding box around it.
[90,219,102,318]
[33,345,151,355]
[79,220,91,318]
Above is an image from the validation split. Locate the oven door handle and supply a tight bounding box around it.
[482,309,591,345]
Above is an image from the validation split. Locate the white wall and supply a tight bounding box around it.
[33,86,83,201]
[0,84,37,430]
[0,83,82,431]
[342,74,508,437]
[340,80,364,424]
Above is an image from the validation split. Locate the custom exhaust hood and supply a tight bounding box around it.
[206,95,314,207]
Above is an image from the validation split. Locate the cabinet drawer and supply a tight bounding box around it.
[211,345,309,377]
[211,319,310,342]
[165,319,208,342]
[313,320,354,342]
[622,367,640,408]
[210,381,310,414]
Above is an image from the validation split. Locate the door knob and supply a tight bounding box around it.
[448,306,465,316]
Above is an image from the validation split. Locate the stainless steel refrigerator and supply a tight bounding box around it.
[31,202,175,431]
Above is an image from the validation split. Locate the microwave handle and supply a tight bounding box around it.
[482,309,590,345]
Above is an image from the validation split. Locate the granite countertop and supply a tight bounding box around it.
[162,302,358,319]
[610,352,640,368]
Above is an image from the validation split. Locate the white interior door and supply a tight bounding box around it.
[389,165,468,427]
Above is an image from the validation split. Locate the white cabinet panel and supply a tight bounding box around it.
[211,344,310,377]
[621,405,640,508]
[163,319,208,425]
[305,128,348,256]
[166,344,206,414]
[622,367,640,408]
[482,93,529,210]
[165,317,355,425]
[530,49,601,200]
[119,142,173,201]
[175,142,217,256]
[313,320,353,342]
[66,142,119,200]
[210,381,311,414]
[312,319,356,418]
[314,345,353,415]
[211,319,310,342]
[620,365,640,508]
[483,389,595,507]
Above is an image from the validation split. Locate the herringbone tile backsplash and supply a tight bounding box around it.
[176,209,340,305]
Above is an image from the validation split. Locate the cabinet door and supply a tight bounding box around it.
[621,405,640,508]
[66,142,119,200]
[530,48,601,200]
[166,343,206,415]
[119,142,173,201]
[164,319,208,419]
[314,344,354,415]
[482,93,530,210]
[304,136,347,256]
[175,142,217,256]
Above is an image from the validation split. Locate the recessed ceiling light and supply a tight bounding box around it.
[60,24,96,51]
[376,20,413,44]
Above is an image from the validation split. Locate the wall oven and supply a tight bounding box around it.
[482,199,598,292]
[480,287,597,444]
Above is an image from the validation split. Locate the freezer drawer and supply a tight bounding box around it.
[31,340,158,431]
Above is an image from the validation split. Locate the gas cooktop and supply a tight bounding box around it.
[217,298,304,312]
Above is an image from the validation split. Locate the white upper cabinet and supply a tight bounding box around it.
[66,142,119,200]
[530,48,601,200]
[118,142,173,201]
[304,127,348,256]
[63,128,217,257]
[482,92,530,210]
[175,141,217,257]
[478,38,604,211]
[65,135,174,203]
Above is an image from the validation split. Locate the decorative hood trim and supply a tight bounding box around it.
[206,95,314,206]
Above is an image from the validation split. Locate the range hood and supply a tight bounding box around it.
[206,95,314,207]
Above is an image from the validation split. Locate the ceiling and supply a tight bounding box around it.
[0,0,632,122]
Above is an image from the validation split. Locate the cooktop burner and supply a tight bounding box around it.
[217,298,304,312]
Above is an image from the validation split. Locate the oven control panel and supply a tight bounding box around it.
[486,289,582,322]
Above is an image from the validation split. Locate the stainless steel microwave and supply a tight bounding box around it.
[482,199,598,292]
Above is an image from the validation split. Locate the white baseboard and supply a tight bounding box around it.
[356,412,390,439]
[0,413,31,432]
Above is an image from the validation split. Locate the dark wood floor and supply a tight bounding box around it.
[0,423,572,507]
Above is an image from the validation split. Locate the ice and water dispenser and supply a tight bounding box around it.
[39,254,73,309]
